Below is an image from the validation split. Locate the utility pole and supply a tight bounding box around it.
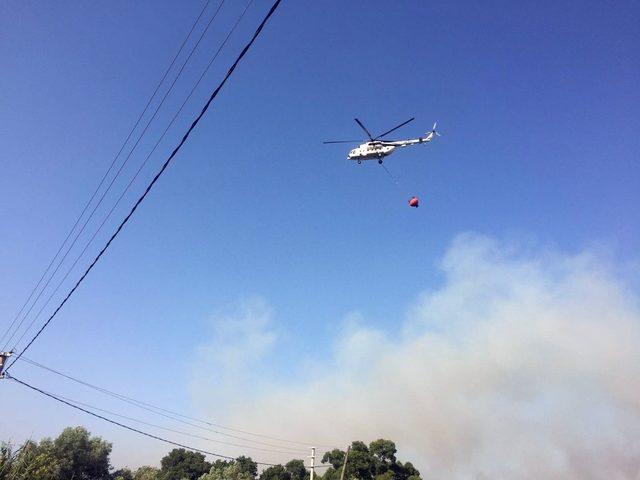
[339,445,350,480]
[0,351,12,379]
[309,447,316,480]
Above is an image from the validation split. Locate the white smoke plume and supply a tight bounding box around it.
[190,234,640,479]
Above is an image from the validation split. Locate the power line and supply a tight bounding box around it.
[4,0,283,372]
[18,356,335,450]
[4,0,338,459]
[0,0,214,351]
[38,389,307,456]
[9,0,254,354]
[5,0,228,352]
[7,373,278,465]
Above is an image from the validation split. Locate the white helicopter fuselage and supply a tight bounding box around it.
[348,131,436,162]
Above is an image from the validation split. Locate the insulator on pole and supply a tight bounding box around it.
[0,351,13,379]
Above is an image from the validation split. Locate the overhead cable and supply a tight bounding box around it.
[0,0,217,351]
[4,0,226,352]
[7,374,278,465]
[19,356,334,450]
[34,387,307,455]
[9,0,254,353]
[4,0,283,373]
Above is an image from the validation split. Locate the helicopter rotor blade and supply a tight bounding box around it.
[354,118,374,141]
[323,140,361,144]
[374,117,415,140]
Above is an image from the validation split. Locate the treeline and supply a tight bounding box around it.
[0,427,421,480]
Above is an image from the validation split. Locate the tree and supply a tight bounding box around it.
[369,440,397,477]
[199,461,252,480]
[2,430,114,480]
[285,459,307,480]
[374,472,394,480]
[4,438,60,480]
[159,449,211,480]
[345,441,374,480]
[0,430,114,480]
[53,426,112,480]
[390,462,419,480]
[259,464,290,480]
[320,440,420,480]
[134,466,160,480]
[0,442,15,480]
[209,460,232,473]
[1,428,423,480]
[319,467,338,480]
[321,450,344,470]
[369,440,396,466]
[235,456,257,479]
[112,468,134,480]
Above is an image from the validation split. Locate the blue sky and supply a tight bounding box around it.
[1,0,639,474]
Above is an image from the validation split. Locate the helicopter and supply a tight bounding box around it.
[323,117,440,164]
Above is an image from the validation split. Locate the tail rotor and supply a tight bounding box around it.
[423,122,441,141]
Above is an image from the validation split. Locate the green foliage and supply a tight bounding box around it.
[0,429,113,480]
[0,442,15,480]
[112,468,134,480]
[199,462,246,480]
[11,439,60,480]
[393,462,419,480]
[1,428,422,480]
[374,471,394,480]
[159,449,211,480]
[344,441,374,480]
[133,466,160,480]
[198,456,257,480]
[284,459,307,480]
[53,426,112,480]
[259,464,290,480]
[198,462,225,480]
[320,450,344,470]
[235,456,257,479]
[369,440,396,466]
[319,440,420,480]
